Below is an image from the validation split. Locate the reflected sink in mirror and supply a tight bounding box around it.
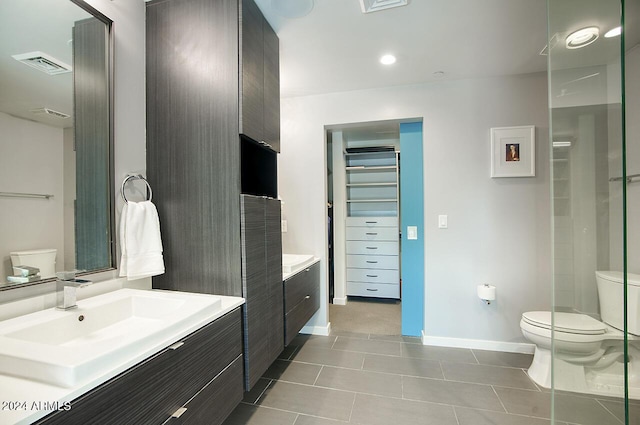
[0,289,222,388]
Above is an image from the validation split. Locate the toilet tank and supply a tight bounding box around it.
[10,249,57,279]
[596,271,640,336]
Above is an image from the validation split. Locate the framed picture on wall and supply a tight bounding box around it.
[490,125,535,178]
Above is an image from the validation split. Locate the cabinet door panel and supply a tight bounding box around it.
[265,198,284,362]
[263,19,280,151]
[284,262,320,345]
[239,0,264,142]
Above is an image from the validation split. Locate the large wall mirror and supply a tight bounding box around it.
[0,0,114,290]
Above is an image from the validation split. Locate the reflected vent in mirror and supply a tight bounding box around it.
[30,107,70,119]
[12,51,72,75]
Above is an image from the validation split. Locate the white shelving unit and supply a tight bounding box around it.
[344,148,400,299]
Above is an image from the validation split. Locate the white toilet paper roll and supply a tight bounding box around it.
[477,284,496,301]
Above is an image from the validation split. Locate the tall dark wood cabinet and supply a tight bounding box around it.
[146,0,282,401]
[146,0,242,297]
[240,195,283,389]
[240,0,280,152]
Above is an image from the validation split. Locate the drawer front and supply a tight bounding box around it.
[285,280,321,346]
[346,226,398,241]
[284,262,320,312]
[346,217,398,228]
[346,240,398,256]
[347,282,400,299]
[347,268,399,284]
[347,254,398,270]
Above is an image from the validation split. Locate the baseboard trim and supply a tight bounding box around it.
[301,322,332,336]
[421,332,535,354]
[333,297,347,305]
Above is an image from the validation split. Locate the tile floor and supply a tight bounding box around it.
[223,331,633,425]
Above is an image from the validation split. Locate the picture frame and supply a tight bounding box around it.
[490,125,535,178]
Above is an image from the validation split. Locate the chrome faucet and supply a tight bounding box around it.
[56,273,93,310]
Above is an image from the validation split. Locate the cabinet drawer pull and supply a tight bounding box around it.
[366,247,378,250]
[305,295,311,299]
[365,221,378,224]
[171,407,187,418]
[366,232,378,235]
[366,274,378,278]
[366,288,379,292]
[305,268,310,272]
[366,261,378,264]
[168,341,184,350]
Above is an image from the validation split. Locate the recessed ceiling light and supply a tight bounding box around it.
[380,54,396,65]
[605,26,622,38]
[565,27,599,49]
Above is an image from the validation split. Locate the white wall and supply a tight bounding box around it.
[279,72,552,345]
[0,112,65,280]
[0,0,148,306]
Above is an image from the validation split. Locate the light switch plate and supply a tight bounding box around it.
[281,220,288,232]
[438,215,448,229]
[407,226,418,240]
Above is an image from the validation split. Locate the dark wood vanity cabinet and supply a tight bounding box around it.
[36,309,243,425]
[240,0,280,152]
[284,262,321,346]
[241,195,283,390]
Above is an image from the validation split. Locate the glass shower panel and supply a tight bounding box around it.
[547,0,627,423]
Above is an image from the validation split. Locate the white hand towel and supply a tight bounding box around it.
[119,200,165,280]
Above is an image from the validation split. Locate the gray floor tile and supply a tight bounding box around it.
[243,378,272,404]
[455,406,553,425]
[329,330,370,339]
[472,349,534,369]
[495,387,623,425]
[363,353,444,379]
[257,380,355,422]
[402,375,505,411]
[591,399,639,424]
[263,359,323,385]
[350,393,458,425]
[222,403,297,425]
[294,415,349,425]
[315,365,403,397]
[442,361,538,390]
[290,345,365,369]
[493,387,550,418]
[332,336,402,356]
[368,334,422,344]
[289,334,337,349]
[402,343,478,363]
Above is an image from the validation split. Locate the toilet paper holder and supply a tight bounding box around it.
[477,284,496,304]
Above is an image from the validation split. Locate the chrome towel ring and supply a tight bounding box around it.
[121,174,152,204]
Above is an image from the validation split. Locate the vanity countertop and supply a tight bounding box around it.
[282,254,320,281]
[0,289,244,425]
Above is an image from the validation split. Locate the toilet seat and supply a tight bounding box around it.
[522,311,607,335]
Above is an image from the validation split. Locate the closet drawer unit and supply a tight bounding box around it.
[346,217,398,228]
[347,268,399,284]
[347,254,398,270]
[346,226,398,241]
[347,282,399,299]
[346,241,398,256]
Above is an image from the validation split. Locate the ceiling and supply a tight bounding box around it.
[255,0,640,98]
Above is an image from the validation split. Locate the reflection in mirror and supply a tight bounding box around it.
[0,0,114,290]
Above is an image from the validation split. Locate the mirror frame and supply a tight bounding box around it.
[0,0,116,292]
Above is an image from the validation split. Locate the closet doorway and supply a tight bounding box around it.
[325,119,424,337]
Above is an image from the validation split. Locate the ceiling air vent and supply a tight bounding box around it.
[12,51,72,75]
[30,107,71,119]
[359,0,408,14]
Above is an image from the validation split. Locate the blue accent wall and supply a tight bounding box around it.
[400,122,425,337]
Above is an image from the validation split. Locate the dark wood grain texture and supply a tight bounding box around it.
[146,0,242,296]
[239,0,264,143]
[284,262,321,346]
[37,309,243,425]
[265,197,284,363]
[262,18,280,152]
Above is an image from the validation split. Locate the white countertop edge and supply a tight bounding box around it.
[1,291,245,425]
[282,257,320,281]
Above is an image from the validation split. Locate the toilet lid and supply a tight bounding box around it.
[522,311,607,335]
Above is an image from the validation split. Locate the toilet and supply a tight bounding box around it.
[521,271,640,398]
[10,248,57,279]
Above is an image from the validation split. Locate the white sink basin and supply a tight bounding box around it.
[282,254,316,274]
[0,289,223,388]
